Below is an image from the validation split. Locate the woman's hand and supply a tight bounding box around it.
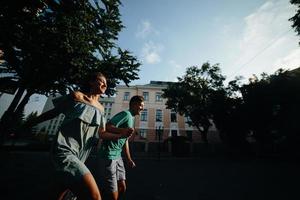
[120,128,134,138]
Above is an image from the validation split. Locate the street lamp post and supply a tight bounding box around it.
[157,126,164,161]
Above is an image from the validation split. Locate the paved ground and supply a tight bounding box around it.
[1,151,299,200]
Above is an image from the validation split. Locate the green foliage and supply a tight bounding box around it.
[0,0,140,142]
[22,111,39,136]
[227,68,300,154]
[163,61,300,155]
[0,0,140,96]
[162,62,225,142]
[290,0,300,45]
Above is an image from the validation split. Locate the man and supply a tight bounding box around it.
[97,95,144,200]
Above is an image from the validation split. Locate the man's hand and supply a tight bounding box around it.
[127,159,136,168]
[120,128,134,138]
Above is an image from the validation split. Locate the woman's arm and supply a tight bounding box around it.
[98,127,122,141]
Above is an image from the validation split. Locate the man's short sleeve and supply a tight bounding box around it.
[109,111,129,128]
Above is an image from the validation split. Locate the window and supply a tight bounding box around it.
[123,92,130,101]
[155,92,162,102]
[140,109,148,121]
[105,108,112,120]
[171,110,177,122]
[171,130,178,137]
[184,116,192,126]
[156,109,163,122]
[139,129,147,139]
[143,92,149,101]
[155,126,164,140]
[184,116,192,123]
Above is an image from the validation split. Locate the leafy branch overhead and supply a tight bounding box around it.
[0,0,140,96]
[0,0,140,140]
[290,0,300,45]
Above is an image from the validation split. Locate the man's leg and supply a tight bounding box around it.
[99,159,119,200]
[116,158,126,200]
[117,180,126,200]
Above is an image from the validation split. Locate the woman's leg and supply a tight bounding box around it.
[70,173,101,200]
[57,189,69,200]
[47,184,68,200]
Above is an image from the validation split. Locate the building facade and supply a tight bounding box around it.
[111,81,221,154]
[112,81,220,144]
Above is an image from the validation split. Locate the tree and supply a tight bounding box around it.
[162,62,225,143]
[244,68,300,155]
[221,68,300,155]
[290,0,300,44]
[0,0,141,143]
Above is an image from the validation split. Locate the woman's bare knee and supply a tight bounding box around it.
[73,173,101,200]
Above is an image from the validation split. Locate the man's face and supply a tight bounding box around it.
[131,101,144,116]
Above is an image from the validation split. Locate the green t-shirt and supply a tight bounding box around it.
[98,110,134,159]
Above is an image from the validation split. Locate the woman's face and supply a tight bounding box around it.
[91,76,107,94]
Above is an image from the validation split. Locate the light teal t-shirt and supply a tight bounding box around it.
[98,110,134,160]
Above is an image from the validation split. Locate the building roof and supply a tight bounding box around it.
[117,80,175,89]
[100,96,115,103]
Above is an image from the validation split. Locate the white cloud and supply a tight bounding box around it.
[136,20,159,39]
[155,60,186,83]
[273,49,300,71]
[169,60,183,70]
[227,0,299,79]
[141,41,163,64]
[241,0,291,48]
[165,60,185,81]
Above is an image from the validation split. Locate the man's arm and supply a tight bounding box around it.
[100,111,134,141]
[98,123,134,141]
[123,139,136,168]
[99,127,128,141]
[106,122,134,136]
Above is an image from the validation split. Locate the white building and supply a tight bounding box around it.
[112,81,220,143]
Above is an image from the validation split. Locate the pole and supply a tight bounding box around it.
[158,126,160,161]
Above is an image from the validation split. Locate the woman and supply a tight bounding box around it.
[30,72,131,200]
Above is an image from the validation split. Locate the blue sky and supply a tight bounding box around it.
[117,0,300,84]
[0,0,299,116]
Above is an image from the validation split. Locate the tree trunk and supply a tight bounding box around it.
[0,87,25,121]
[196,125,208,144]
[14,90,33,117]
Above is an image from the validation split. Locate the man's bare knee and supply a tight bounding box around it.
[118,180,126,194]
